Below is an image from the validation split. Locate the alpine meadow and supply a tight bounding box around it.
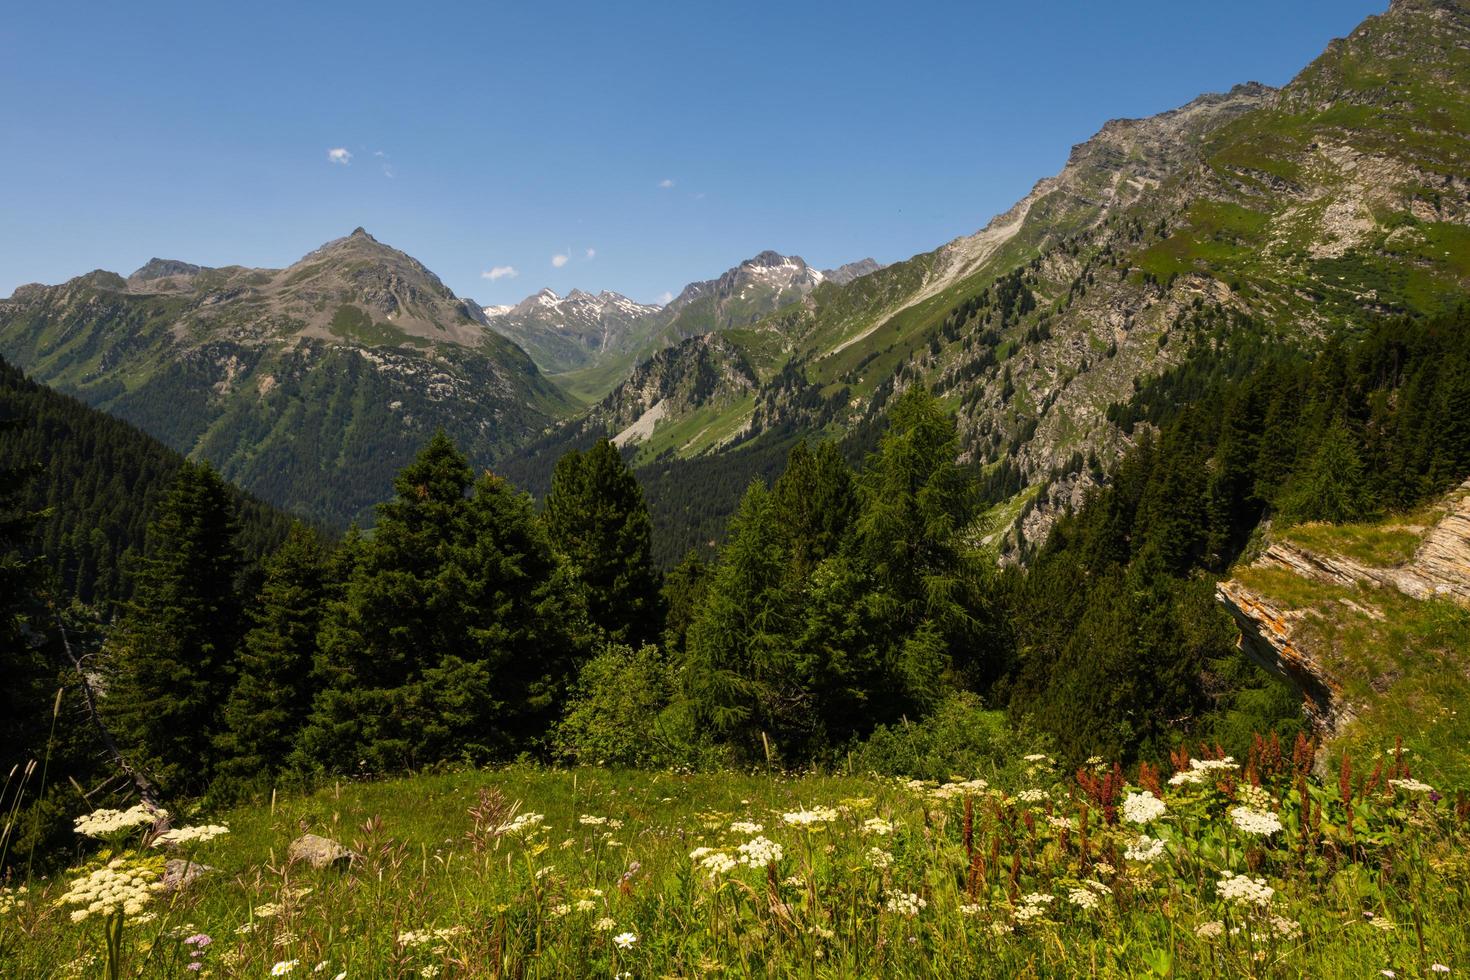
[7,0,1470,976]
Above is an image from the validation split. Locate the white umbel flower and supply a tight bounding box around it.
[1122,792,1166,825]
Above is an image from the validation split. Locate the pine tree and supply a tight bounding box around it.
[298,434,586,773]
[684,481,794,758]
[216,523,330,783]
[1279,418,1371,524]
[770,440,857,582]
[854,386,981,641]
[543,439,664,646]
[105,462,243,792]
[0,415,53,772]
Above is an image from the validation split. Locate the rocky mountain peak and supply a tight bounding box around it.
[129,258,204,282]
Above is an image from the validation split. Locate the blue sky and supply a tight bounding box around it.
[1,0,1384,305]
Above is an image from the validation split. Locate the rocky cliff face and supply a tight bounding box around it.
[1216,480,1470,747]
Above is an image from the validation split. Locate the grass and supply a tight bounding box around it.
[1275,504,1445,568]
[4,752,1468,978]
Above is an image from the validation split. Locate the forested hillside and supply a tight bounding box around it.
[0,355,295,604]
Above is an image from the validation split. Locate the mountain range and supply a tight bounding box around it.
[480,251,884,400]
[2,0,1467,556]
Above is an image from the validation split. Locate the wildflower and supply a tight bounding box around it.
[1067,887,1100,911]
[56,858,162,920]
[152,824,230,847]
[729,820,763,834]
[420,968,440,979]
[1124,835,1166,862]
[1269,915,1302,939]
[271,962,300,977]
[866,847,894,869]
[884,892,927,916]
[862,817,894,835]
[1169,769,1206,786]
[1195,920,1225,939]
[575,899,598,912]
[74,804,168,838]
[594,917,616,932]
[496,813,545,836]
[578,815,608,826]
[1217,871,1274,907]
[699,851,737,875]
[184,933,212,947]
[1190,757,1238,772]
[1388,778,1434,793]
[1122,792,1166,825]
[0,886,29,915]
[1023,753,1049,763]
[736,836,783,867]
[1431,965,1450,974]
[931,779,988,800]
[550,903,570,917]
[1230,806,1284,837]
[782,806,840,826]
[1017,789,1048,803]
[613,932,637,950]
[1014,893,1054,926]
[958,903,982,915]
[254,903,282,918]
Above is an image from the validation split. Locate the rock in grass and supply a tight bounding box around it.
[288,833,358,870]
[160,859,214,892]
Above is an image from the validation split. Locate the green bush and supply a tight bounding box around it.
[852,691,1047,782]
[554,644,727,769]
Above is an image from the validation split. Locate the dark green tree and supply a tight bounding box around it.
[1279,418,1371,524]
[770,440,857,582]
[298,434,586,772]
[683,481,795,758]
[105,462,243,792]
[542,439,664,646]
[216,523,330,783]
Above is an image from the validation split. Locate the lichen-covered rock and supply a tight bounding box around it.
[287,833,358,870]
[159,859,214,892]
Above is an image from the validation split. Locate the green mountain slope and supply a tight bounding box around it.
[0,230,574,528]
[539,0,1470,558]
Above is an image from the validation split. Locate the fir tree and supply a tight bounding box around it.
[1279,418,1371,524]
[299,434,586,772]
[684,481,794,758]
[770,440,857,582]
[543,439,664,646]
[105,462,243,792]
[216,523,330,783]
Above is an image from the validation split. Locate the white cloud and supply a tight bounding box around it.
[381,163,395,178]
[482,265,519,281]
[327,147,352,165]
[551,253,569,268]
[585,248,597,260]
[657,291,674,305]
[658,178,674,188]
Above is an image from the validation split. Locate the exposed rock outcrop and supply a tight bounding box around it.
[287,833,358,870]
[1216,480,1470,739]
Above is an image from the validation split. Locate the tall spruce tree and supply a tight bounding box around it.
[105,462,243,792]
[298,434,585,773]
[684,481,795,757]
[853,386,986,665]
[543,439,664,646]
[770,440,857,582]
[216,523,330,783]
